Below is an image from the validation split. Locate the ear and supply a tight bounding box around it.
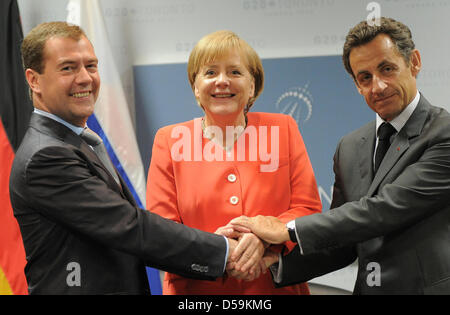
[249,77,255,99]
[194,82,200,100]
[409,49,422,78]
[25,69,41,95]
[193,83,204,109]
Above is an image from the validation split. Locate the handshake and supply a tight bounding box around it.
[217,215,292,282]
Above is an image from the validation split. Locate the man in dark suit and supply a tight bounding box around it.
[9,21,252,295]
[230,17,450,294]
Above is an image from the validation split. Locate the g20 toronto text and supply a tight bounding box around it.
[222,299,272,311]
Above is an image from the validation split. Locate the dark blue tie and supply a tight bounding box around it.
[374,122,396,174]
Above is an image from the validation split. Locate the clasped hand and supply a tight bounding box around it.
[215,219,279,282]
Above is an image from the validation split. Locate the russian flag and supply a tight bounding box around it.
[66,0,162,295]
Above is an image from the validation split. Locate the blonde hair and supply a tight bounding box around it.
[187,30,264,111]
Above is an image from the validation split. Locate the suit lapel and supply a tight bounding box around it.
[368,134,409,196]
[117,175,138,206]
[30,114,127,198]
[78,141,127,198]
[359,124,376,197]
[368,95,431,196]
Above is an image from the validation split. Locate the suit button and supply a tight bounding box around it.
[230,196,239,205]
[227,174,237,183]
[191,264,208,273]
[191,264,200,271]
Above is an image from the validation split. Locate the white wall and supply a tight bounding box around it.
[18,0,450,121]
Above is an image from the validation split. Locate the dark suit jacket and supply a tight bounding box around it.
[277,95,450,294]
[9,113,227,295]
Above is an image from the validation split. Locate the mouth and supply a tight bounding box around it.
[212,93,235,98]
[71,91,92,98]
[374,94,396,103]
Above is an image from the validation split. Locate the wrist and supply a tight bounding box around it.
[285,220,297,243]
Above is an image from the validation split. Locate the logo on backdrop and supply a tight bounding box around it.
[275,83,313,126]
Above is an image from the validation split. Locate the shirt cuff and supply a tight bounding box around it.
[294,221,304,255]
[223,236,229,273]
[270,253,283,284]
[271,221,304,283]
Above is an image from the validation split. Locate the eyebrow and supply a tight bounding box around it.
[377,60,393,69]
[203,64,245,71]
[356,60,393,77]
[356,69,370,78]
[57,59,76,66]
[57,58,98,67]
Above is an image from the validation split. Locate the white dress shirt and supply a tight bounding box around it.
[374,90,420,166]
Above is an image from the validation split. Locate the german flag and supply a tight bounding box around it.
[0,0,33,295]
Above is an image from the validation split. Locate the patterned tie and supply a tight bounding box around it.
[374,122,396,174]
[80,127,121,186]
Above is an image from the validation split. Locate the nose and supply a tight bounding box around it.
[215,72,230,88]
[75,66,93,85]
[371,75,387,94]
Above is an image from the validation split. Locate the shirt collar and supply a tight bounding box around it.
[376,90,420,134]
[33,108,86,136]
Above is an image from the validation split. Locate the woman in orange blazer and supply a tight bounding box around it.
[146,30,322,295]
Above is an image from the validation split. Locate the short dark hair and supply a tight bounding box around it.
[343,17,415,79]
[21,21,86,74]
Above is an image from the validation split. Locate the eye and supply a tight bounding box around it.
[231,69,242,75]
[86,64,98,72]
[204,69,215,76]
[383,65,394,73]
[358,73,371,85]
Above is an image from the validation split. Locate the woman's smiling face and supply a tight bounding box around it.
[194,50,255,120]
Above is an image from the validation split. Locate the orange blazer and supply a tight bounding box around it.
[146,112,322,295]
